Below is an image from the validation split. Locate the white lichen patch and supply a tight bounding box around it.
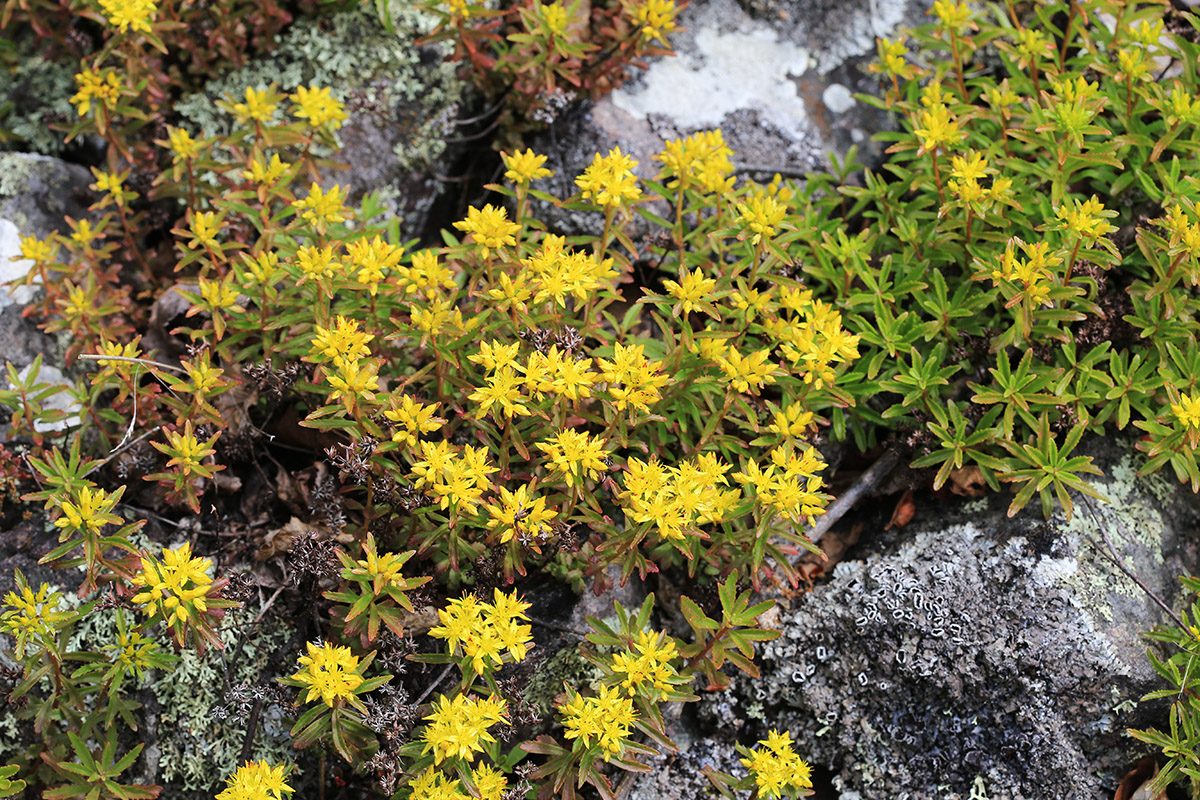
[611,20,811,140]
[1058,449,1169,621]
[0,218,40,310]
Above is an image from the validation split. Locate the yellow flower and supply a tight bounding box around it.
[326,359,379,410]
[1,581,66,658]
[403,249,458,298]
[346,235,403,295]
[295,243,340,286]
[663,267,717,315]
[733,445,829,526]
[559,685,637,760]
[17,234,57,264]
[385,395,444,447]
[769,404,815,438]
[575,147,641,209]
[98,0,157,33]
[740,729,813,799]
[930,0,971,32]
[289,642,364,706]
[469,367,531,420]
[1055,195,1118,240]
[472,764,507,800]
[503,148,553,184]
[411,442,497,515]
[129,543,214,627]
[290,85,348,129]
[94,337,142,379]
[185,211,221,250]
[539,2,568,36]
[1173,392,1200,431]
[596,341,668,413]
[913,103,964,153]
[536,429,608,488]
[243,154,290,185]
[231,86,279,125]
[71,68,123,117]
[159,424,219,474]
[309,316,373,368]
[453,204,521,258]
[198,276,241,311]
[166,126,201,162]
[429,589,532,673]
[292,183,347,232]
[409,769,468,800]
[611,630,679,697]
[655,129,734,194]
[484,485,556,544]
[53,485,121,536]
[737,192,787,245]
[421,693,509,763]
[631,0,677,45]
[216,760,294,800]
[871,36,921,81]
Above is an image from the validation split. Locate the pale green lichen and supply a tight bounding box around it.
[0,45,76,156]
[522,643,602,716]
[1058,446,1171,622]
[176,7,462,173]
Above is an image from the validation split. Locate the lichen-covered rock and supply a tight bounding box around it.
[0,41,78,156]
[709,440,1199,800]
[176,8,464,236]
[530,0,926,235]
[0,152,91,369]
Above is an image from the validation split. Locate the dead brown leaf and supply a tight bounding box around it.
[796,523,862,585]
[1114,757,1165,800]
[947,466,987,497]
[886,489,915,530]
[255,516,346,562]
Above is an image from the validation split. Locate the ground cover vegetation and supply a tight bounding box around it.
[3,0,1200,796]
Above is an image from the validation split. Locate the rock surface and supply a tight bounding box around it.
[531,0,926,234]
[631,440,1199,800]
[0,152,91,370]
[176,7,465,238]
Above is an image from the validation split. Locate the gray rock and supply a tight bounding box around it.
[691,439,1198,800]
[530,0,926,235]
[0,152,91,369]
[175,8,465,238]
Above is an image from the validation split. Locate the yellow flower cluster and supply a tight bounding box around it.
[106,629,156,672]
[508,234,618,309]
[559,684,637,760]
[913,102,964,153]
[292,183,347,233]
[347,235,404,295]
[595,341,668,413]
[216,760,293,800]
[129,543,213,627]
[737,191,787,245]
[468,339,601,418]
[655,129,734,194]
[232,87,279,124]
[1173,391,1200,431]
[768,403,815,438]
[1,582,64,657]
[991,238,1062,307]
[871,36,921,82]
[421,692,509,763]
[290,641,364,706]
[384,394,444,448]
[429,589,533,675]
[244,153,289,185]
[714,346,778,395]
[484,485,556,544]
[765,287,861,390]
[740,729,813,799]
[349,534,412,593]
[1055,195,1118,241]
[620,454,739,541]
[575,147,641,209]
[502,148,553,184]
[18,233,57,264]
[158,424,219,474]
[664,267,717,315]
[410,441,497,514]
[536,429,609,488]
[946,150,1012,210]
[454,204,521,258]
[99,0,157,32]
[53,485,120,536]
[166,127,201,161]
[631,0,677,45]
[611,630,679,697]
[290,85,347,129]
[400,249,458,300]
[71,68,123,117]
[408,765,506,800]
[309,316,374,369]
[733,445,829,526]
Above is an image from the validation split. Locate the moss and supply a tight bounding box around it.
[522,643,601,716]
[0,47,77,156]
[175,7,462,173]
